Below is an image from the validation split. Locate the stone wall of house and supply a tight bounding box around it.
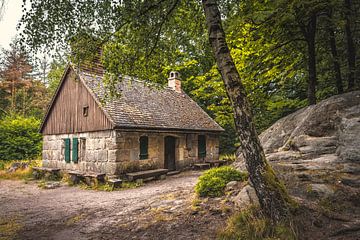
[113,131,220,173]
[42,130,119,175]
[42,130,220,175]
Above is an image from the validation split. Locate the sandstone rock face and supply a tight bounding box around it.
[236,91,360,168]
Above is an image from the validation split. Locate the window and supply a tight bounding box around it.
[83,105,89,117]
[198,135,206,159]
[72,138,79,163]
[139,136,148,160]
[64,138,79,164]
[64,138,71,163]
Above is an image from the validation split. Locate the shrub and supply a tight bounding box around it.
[195,166,248,197]
[0,115,42,160]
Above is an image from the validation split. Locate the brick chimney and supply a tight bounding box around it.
[168,71,181,93]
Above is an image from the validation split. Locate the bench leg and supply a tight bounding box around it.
[135,179,144,185]
[109,181,122,190]
[69,175,80,185]
[155,174,166,180]
[32,170,43,180]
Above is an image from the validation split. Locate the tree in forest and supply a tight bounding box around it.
[0,40,49,118]
[344,0,357,90]
[46,59,66,95]
[0,40,33,114]
[19,0,295,222]
[202,0,293,221]
[0,0,5,20]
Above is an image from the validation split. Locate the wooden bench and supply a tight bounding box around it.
[126,169,168,182]
[205,160,227,167]
[107,179,123,190]
[32,167,61,180]
[83,173,106,186]
[67,171,83,184]
[67,171,106,186]
[194,163,210,170]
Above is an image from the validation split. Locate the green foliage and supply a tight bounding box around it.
[220,153,237,162]
[47,59,66,95]
[218,206,297,240]
[195,166,248,197]
[0,115,42,160]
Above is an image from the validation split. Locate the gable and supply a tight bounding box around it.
[41,67,113,135]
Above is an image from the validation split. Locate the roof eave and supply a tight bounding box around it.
[113,125,225,133]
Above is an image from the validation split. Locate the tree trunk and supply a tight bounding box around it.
[327,10,343,94]
[306,14,317,105]
[202,0,292,223]
[344,0,356,90]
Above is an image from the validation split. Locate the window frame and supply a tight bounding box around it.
[83,105,89,117]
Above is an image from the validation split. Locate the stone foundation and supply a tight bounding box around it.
[42,130,220,175]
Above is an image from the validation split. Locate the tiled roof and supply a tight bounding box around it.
[78,68,224,132]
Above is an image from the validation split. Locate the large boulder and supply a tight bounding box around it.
[236,91,360,167]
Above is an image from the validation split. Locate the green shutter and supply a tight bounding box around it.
[139,136,148,160]
[198,135,206,158]
[72,138,78,163]
[64,138,70,163]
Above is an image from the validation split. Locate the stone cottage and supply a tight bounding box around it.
[40,64,224,176]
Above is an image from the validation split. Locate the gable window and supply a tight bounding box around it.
[64,138,71,163]
[83,105,89,117]
[139,136,149,160]
[198,135,206,159]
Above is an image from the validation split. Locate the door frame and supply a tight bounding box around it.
[164,136,176,171]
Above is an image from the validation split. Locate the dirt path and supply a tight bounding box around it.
[0,171,230,240]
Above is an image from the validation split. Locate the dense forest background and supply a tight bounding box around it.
[0,0,359,160]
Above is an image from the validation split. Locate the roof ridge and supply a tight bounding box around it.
[73,64,224,132]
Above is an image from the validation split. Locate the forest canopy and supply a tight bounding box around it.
[1,0,359,158]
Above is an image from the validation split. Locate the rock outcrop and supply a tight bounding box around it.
[234,92,360,240]
[235,91,360,172]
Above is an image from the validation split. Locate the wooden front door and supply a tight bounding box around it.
[164,136,176,171]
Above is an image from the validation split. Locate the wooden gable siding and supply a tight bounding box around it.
[42,69,113,135]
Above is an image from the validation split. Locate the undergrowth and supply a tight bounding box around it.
[220,153,237,162]
[195,166,248,197]
[0,216,22,240]
[0,159,41,180]
[218,206,297,240]
[79,181,143,191]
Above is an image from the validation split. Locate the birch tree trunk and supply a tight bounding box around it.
[202,0,292,223]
